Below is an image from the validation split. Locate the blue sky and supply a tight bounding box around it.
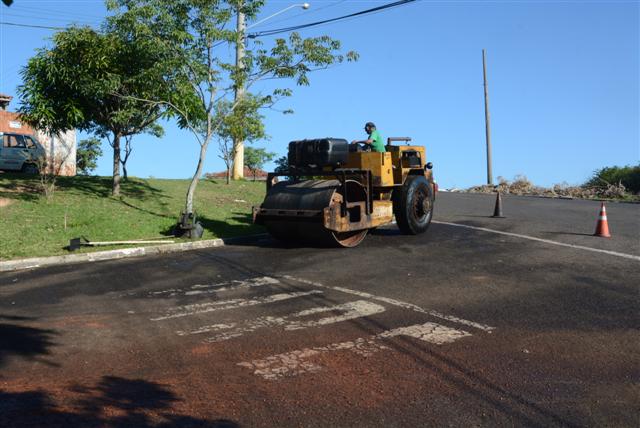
[1,0,638,188]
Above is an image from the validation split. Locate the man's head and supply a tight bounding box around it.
[364,122,376,134]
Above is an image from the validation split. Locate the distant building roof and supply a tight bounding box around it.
[0,93,13,111]
[205,166,269,180]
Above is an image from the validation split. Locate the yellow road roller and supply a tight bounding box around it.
[252,137,436,247]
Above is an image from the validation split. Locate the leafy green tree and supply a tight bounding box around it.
[274,155,289,173]
[215,95,266,184]
[273,155,291,181]
[106,0,357,219]
[585,164,640,194]
[18,26,167,196]
[244,146,275,181]
[76,137,103,175]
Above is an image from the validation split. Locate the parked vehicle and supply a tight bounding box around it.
[0,132,46,174]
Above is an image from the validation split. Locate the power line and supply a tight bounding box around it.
[0,21,64,30]
[259,0,348,29]
[2,1,416,36]
[15,5,105,21]
[1,12,96,26]
[248,0,416,38]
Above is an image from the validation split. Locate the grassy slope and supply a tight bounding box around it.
[0,174,266,260]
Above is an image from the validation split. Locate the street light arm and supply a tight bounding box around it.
[247,3,310,30]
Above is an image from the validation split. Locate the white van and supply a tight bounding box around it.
[0,132,46,174]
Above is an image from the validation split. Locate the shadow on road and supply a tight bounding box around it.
[0,376,239,428]
[0,321,58,368]
[541,231,594,237]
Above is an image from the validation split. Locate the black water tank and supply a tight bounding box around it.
[288,138,349,169]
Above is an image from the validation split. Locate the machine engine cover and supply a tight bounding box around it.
[288,138,349,169]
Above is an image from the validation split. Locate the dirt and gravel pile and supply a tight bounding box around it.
[465,175,633,200]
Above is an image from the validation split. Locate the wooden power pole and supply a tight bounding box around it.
[482,49,493,186]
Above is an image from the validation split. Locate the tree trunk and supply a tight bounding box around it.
[226,166,230,185]
[112,132,122,196]
[232,138,244,180]
[185,139,210,214]
[121,137,132,182]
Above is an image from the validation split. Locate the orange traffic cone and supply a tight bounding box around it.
[594,202,611,238]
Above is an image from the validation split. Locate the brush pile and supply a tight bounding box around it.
[466,175,634,200]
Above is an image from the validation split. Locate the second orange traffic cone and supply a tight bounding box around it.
[594,202,611,238]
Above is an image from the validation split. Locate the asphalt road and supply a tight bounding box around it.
[1,193,638,427]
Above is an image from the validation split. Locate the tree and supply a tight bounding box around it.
[273,155,290,180]
[36,134,75,201]
[76,137,103,175]
[18,26,167,196]
[245,147,275,181]
[215,94,266,184]
[106,0,357,221]
[274,155,289,173]
[585,164,640,194]
[107,122,163,181]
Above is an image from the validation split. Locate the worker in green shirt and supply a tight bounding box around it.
[351,122,385,152]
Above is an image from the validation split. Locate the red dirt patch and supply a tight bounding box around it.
[191,344,215,356]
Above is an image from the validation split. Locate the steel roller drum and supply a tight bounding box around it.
[261,179,368,247]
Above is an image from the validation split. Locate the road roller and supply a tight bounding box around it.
[252,137,436,247]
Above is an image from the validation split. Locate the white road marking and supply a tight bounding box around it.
[150,290,322,321]
[176,300,386,342]
[149,276,279,297]
[377,322,471,344]
[238,338,389,380]
[432,220,640,261]
[238,322,470,380]
[282,275,494,332]
[176,323,237,336]
[285,300,385,331]
[147,275,489,380]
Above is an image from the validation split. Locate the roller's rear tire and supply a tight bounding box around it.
[393,175,434,235]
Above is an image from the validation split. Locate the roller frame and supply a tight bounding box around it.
[253,169,396,235]
[264,169,374,216]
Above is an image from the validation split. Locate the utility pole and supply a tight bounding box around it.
[232,3,247,180]
[482,49,493,186]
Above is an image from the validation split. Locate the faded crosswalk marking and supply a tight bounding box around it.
[282,275,494,332]
[148,276,280,297]
[145,275,494,380]
[150,290,322,321]
[238,322,471,380]
[175,300,386,342]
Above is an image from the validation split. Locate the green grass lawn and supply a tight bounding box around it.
[0,174,267,260]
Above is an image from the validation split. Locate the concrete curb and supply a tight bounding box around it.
[0,234,269,273]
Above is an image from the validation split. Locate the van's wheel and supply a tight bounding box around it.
[393,175,434,235]
[22,163,39,175]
